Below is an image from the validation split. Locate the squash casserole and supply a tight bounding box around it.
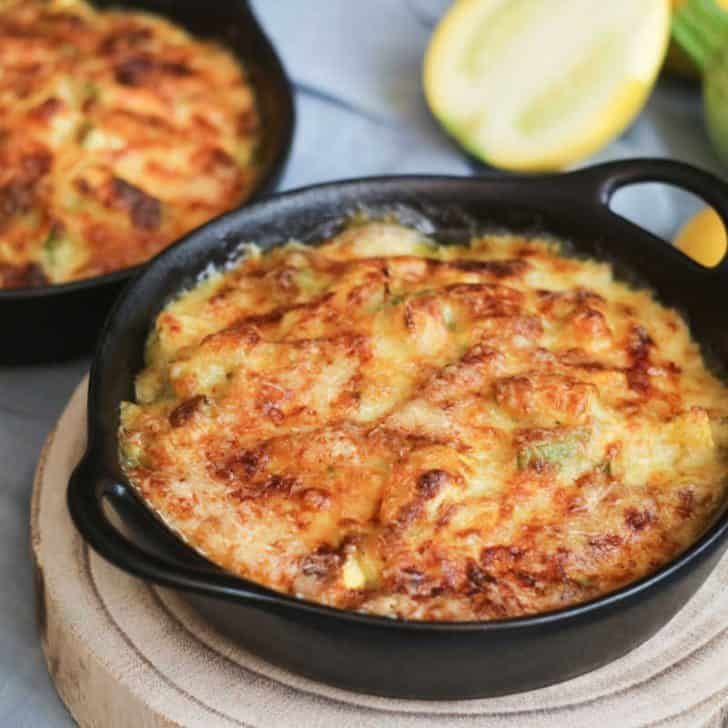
[0,0,259,288]
[119,222,728,620]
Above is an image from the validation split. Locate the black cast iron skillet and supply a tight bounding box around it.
[69,159,728,700]
[0,0,294,364]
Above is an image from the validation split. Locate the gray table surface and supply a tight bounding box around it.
[1,1,725,725]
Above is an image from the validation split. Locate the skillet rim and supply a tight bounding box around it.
[71,163,728,632]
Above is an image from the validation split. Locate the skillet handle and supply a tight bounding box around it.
[67,457,280,605]
[568,158,728,270]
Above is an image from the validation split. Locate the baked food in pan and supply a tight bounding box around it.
[119,221,728,620]
[0,0,259,288]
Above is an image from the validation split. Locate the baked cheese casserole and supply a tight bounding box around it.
[120,221,728,621]
[0,0,259,288]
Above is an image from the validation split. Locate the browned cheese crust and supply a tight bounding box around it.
[120,222,728,621]
[0,0,259,288]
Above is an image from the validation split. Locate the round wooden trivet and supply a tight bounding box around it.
[31,376,728,728]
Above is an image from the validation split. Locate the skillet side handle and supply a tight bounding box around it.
[570,158,728,271]
[67,458,278,605]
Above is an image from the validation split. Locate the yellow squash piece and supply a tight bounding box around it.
[424,0,670,172]
[674,207,727,267]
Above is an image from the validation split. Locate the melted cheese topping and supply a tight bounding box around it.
[120,222,728,621]
[0,0,259,288]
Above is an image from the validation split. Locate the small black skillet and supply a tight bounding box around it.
[69,159,728,699]
[1,0,294,363]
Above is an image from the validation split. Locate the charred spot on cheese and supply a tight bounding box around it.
[301,544,343,579]
[417,469,449,498]
[229,473,298,503]
[168,394,207,428]
[210,446,270,484]
[448,258,529,278]
[588,533,623,554]
[114,54,172,86]
[0,262,48,289]
[99,26,153,54]
[0,0,260,288]
[675,488,695,519]
[466,560,495,589]
[106,177,162,231]
[625,324,656,395]
[624,507,654,532]
[119,221,728,621]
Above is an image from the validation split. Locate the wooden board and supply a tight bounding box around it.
[31,376,728,728]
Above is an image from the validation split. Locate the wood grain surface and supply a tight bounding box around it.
[31,376,728,727]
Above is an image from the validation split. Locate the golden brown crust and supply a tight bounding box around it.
[119,222,728,621]
[0,0,259,288]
